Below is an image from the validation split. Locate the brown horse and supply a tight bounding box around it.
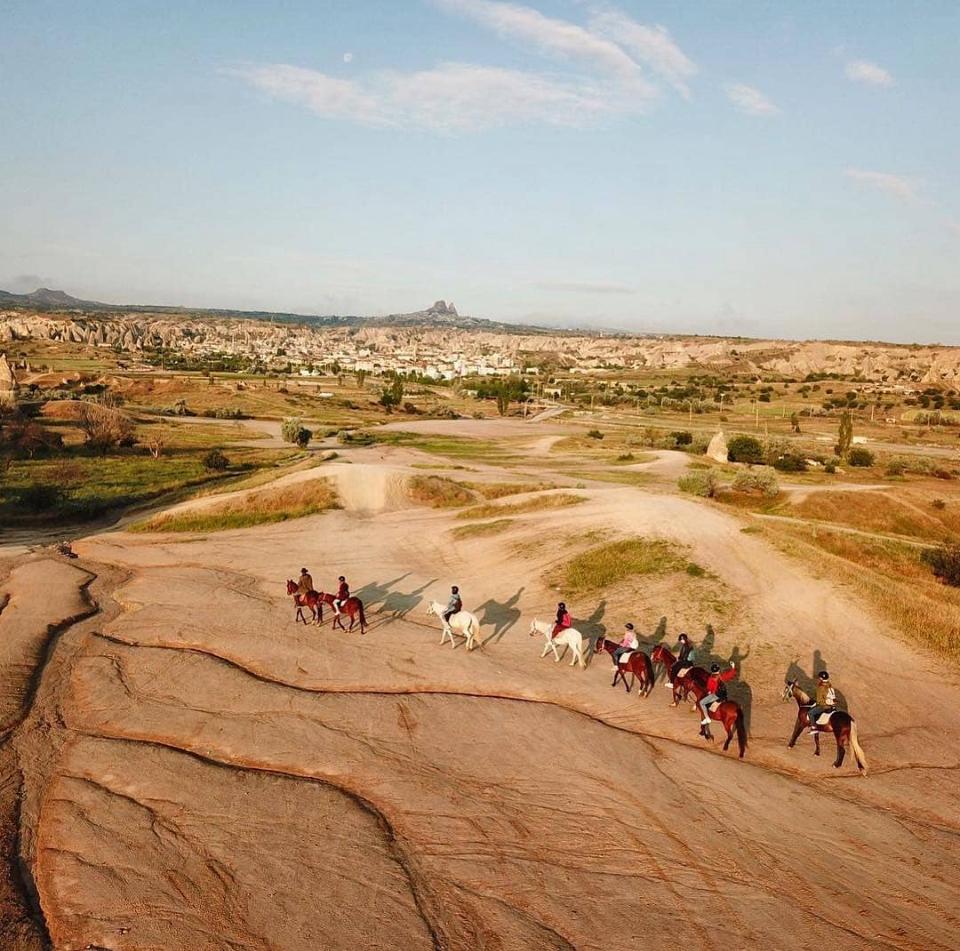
[594,637,654,695]
[312,589,368,634]
[679,676,747,758]
[782,681,867,775]
[650,644,709,707]
[286,580,321,624]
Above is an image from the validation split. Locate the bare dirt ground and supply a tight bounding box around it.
[2,418,960,950]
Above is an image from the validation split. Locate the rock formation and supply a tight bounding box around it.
[706,430,729,463]
[0,352,17,405]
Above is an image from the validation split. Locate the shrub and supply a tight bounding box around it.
[847,447,875,467]
[921,544,960,587]
[678,470,719,498]
[932,498,947,510]
[407,476,474,508]
[203,448,230,471]
[934,468,955,481]
[670,430,693,446]
[77,402,136,452]
[772,453,808,473]
[281,417,312,448]
[617,452,635,462]
[886,458,907,476]
[587,429,604,440]
[727,435,764,464]
[732,467,780,498]
[15,483,64,512]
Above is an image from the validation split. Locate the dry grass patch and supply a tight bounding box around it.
[788,490,957,542]
[466,481,555,500]
[764,522,960,662]
[406,475,476,508]
[547,537,703,594]
[134,478,339,532]
[457,492,585,520]
[450,519,516,540]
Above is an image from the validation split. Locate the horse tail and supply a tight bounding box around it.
[735,707,747,759]
[848,719,868,776]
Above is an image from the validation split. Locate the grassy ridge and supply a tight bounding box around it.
[450,519,516,540]
[549,537,702,594]
[458,493,585,520]
[133,477,339,532]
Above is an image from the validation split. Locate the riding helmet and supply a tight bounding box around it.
[710,663,721,673]
[818,670,830,680]
[339,575,345,582]
[625,622,634,631]
[558,602,566,609]
[679,633,688,642]
[452,585,459,593]
[301,568,308,574]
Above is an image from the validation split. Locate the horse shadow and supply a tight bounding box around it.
[580,599,608,664]
[477,587,524,645]
[354,573,412,610]
[727,642,753,733]
[381,578,437,619]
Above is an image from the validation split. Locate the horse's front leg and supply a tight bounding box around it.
[540,641,550,658]
[787,719,803,749]
[610,669,619,688]
[813,732,821,757]
[723,723,733,751]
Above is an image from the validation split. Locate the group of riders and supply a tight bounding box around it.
[548,602,839,737]
[290,576,842,746]
[297,568,351,617]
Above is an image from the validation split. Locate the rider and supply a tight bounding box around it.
[297,568,314,597]
[612,623,639,667]
[551,602,572,639]
[333,575,349,615]
[442,585,462,625]
[698,662,737,726]
[665,632,695,688]
[807,671,837,735]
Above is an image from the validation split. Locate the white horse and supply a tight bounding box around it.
[529,618,585,669]
[426,601,482,651]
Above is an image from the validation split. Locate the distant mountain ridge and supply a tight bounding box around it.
[0,288,556,335]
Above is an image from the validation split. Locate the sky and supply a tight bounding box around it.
[2,0,959,343]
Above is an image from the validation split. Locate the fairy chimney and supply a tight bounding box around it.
[706,429,728,463]
[0,353,17,406]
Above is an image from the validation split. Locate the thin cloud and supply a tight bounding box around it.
[844,168,921,203]
[233,2,695,132]
[230,62,630,131]
[588,8,697,98]
[435,0,645,82]
[845,59,894,87]
[724,82,779,116]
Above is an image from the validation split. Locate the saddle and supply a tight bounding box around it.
[706,699,722,713]
[676,665,693,679]
[805,705,835,727]
[616,651,636,666]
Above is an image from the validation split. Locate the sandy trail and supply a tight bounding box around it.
[4,426,960,949]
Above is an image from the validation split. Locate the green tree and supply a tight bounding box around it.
[379,375,405,413]
[727,434,764,464]
[281,417,312,448]
[355,369,367,387]
[836,411,854,458]
[790,411,801,434]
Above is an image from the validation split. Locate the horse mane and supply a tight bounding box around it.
[793,683,812,704]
